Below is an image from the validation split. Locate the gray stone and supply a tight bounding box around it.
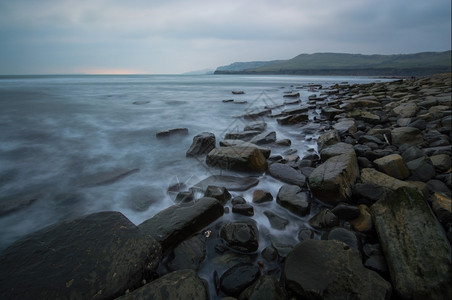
[360,168,416,191]
[406,156,436,182]
[391,127,424,147]
[238,275,288,300]
[206,147,268,173]
[0,212,162,300]
[268,163,306,186]
[325,227,361,257]
[167,234,206,271]
[244,121,267,132]
[220,263,260,297]
[283,240,391,300]
[175,191,195,203]
[204,185,231,205]
[371,187,452,299]
[333,119,357,135]
[224,130,261,141]
[331,203,361,220]
[308,153,359,204]
[320,142,356,162]
[193,175,259,192]
[220,139,271,158]
[252,190,273,203]
[297,228,314,242]
[139,197,223,251]
[232,203,254,216]
[186,132,216,157]
[276,184,311,217]
[373,154,410,180]
[263,211,289,230]
[220,220,259,253]
[317,130,341,152]
[118,269,208,300]
[430,154,451,173]
[393,102,418,117]
[156,127,189,138]
[276,113,309,125]
[308,209,339,229]
[249,131,276,145]
[401,145,424,163]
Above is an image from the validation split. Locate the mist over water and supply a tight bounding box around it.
[0,74,385,250]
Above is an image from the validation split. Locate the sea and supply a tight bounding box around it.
[0,74,389,252]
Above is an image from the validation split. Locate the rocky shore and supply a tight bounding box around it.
[1,73,451,299]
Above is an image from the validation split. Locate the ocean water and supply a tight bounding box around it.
[0,74,386,251]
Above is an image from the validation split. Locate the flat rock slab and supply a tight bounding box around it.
[283,239,391,299]
[269,163,306,186]
[0,211,162,300]
[371,187,452,299]
[360,168,415,191]
[118,269,208,300]
[220,139,271,158]
[138,197,224,251]
[206,146,268,173]
[276,184,311,217]
[192,175,259,192]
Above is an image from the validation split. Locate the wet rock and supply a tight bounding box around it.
[0,212,162,300]
[231,196,247,205]
[363,243,388,276]
[249,131,276,145]
[409,118,426,130]
[430,153,451,173]
[283,240,391,300]
[224,131,261,141]
[139,197,223,251]
[204,185,231,205]
[349,204,373,232]
[320,142,355,162]
[193,175,259,192]
[263,211,289,230]
[309,152,359,204]
[331,203,360,220]
[238,275,288,300]
[297,228,314,242]
[261,245,278,262]
[317,130,341,152]
[283,92,300,98]
[276,184,311,217]
[206,147,268,173]
[156,127,189,138]
[186,132,216,156]
[269,235,298,257]
[401,145,424,163]
[360,168,416,192]
[371,187,452,299]
[308,209,339,229]
[252,190,273,203]
[321,107,343,120]
[220,220,259,253]
[232,90,245,94]
[118,269,208,300]
[268,163,305,186]
[391,127,424,147]
[232,204,254,216]
[393,102,418,117]
[430,192,452,224]
[175,190,195,203]
[325,227,361,257]
[276,138,291,146]
[167,234,206,271]
[220,140,271,158]
[333,119,357,135]
[406,156,436,182]
[276,113,309,125]
[220,263,260,297]
[426,179,451,196]
[244,121,267,132]
[373,154,410,180]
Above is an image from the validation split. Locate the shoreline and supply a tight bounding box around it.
[1,73,451,299]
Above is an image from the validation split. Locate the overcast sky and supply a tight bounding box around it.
[0,0,450,74]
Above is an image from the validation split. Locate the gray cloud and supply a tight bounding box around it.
[0,0,450,74]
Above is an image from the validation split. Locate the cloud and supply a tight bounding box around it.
[0,0,450,74]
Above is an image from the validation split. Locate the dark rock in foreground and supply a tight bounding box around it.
[118,269,208,300]
[220,263,260,297]
[276,184,311,217]
[220,220,259,253]
[268,163,306,186]
[283,240,391,299]
[186,132,216,157]
[0,211,162,300]
[239,275,288,300]
[139,197,224,251]
[371,187,452,299]
[167,234,206,271]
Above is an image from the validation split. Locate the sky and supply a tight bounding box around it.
[0,0,450,74]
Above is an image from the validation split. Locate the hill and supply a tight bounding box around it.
[214,51,451,76]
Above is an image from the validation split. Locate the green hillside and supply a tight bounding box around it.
[214,51,451,76]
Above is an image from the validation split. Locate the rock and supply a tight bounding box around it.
[317,130,341,152]
[220,220,259,253]
[252,190,273,203]
[373,154,410,180]
[349,204,373,232]
[297,228,314,242]
[346,109,380,124]
[269,235,298,257]
[77,167,140,187]
[430,154,451,173]
[232,203,254,216]
[363,244,388,276]
[409,118,426,130]
[231,196,246,205]
[220,140,271,158]
[360,168,415,191]
[276,138,291,146]
[283,92,300,98]
[261,245,278,262]
[249,131,276,145]
[393,102,418,117]
[430,192,452,224]
[139,197,223,251]
[204,185,231,205]
[238,275,288,300]
[193,175,259,192]
[206,147,268,173]
[175,190,194,203]
[426,179,451,196]
[276,113,309,125]
[220,263,260,297]
[224,131,261,141]
[244,121,267,132]
[263,211,289,230]
[268,163,306,186]
[167,234,206,271]
[321,107,343,120]
[283,240,391,299]
[308,153,359,204]
[406,156,436,182]
[391,127,424,147]
[333,120,357,135]
[118,269,208,300]
[371,187,452,299]
[186,132,216,156]
[0,212,162,300]
[320,142,355,162]
[331,203,360,220]
[401,145,424,163]
[325,227,361,257]
[156,127,189,138]
[276,184,311,217]
[309,209,339,229]
[242,108,271,119]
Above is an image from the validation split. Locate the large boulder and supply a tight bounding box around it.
[186,132,216,157]
[371,187,452,299]
[118,269,208,300]
[138,197,223,251]
[308,153,359,204]
[0,212,162,300]
[276,184,311,217]
[360,168,415,191]
[373,154,410,180]
[391,127,424,147]
[206,146,268,173]
[317,130,341,152]
[220,139,271,158]
[320,142,356,162]
[167,234,206,271]
[393,102,418,117]
[220,263,261,297]
[283,240,391,299]
[268,163,306,186]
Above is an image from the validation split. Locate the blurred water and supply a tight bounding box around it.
[0,74,385,250]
